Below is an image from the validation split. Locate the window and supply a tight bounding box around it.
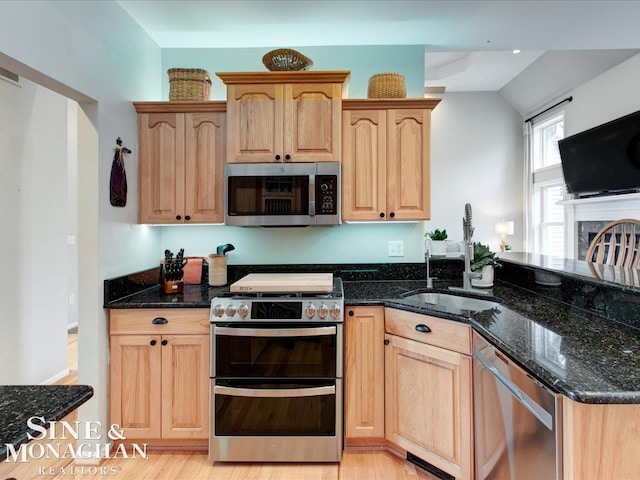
[526,112,565,257]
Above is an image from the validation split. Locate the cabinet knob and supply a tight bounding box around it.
[161,339,168,346]
[389,212,395,218]
[379,212,385,218]
[185,215,191,221]
[348,310,354,317]
[275,154,281,161]
[415,324,432,333]
[285,154,291,161]
[150,340,157,346]
[384,339,390,345]
[176,215,182,221]
[152,317,168,325]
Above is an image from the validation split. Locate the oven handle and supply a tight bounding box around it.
[214,385,336,398]
[213,325,336,337]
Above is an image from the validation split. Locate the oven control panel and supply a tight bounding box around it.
[211,299,343,322]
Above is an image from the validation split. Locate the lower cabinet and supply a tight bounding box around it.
[109,309,210,444]
[344,306,385,446]
[384,308,473,480]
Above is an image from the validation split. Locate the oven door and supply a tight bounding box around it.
[210,379,343,462]
[212,323,342,379]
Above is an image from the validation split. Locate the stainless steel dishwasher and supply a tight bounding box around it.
[473,331,562,480]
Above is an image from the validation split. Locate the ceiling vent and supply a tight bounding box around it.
[0,66,20,85]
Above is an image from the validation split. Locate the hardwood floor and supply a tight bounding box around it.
[51,332,440,479]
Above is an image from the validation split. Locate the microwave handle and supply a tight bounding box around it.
[309,174,316,216]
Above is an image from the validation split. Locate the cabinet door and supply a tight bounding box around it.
[285,83,341,162]
[138,113,185,223]
[342,109,387,221]
[161,334,210,439]
[110,334,162,439]
[184,112,225,223]
[387,109,431,220]
[226,84,283,163]
[345,306,385,445]
[385,333,473,480]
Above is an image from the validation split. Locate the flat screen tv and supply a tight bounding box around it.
[558,109,640,198]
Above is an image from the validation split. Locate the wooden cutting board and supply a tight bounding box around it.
[230,273,334,293]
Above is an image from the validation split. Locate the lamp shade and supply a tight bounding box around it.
[495,221,514,235]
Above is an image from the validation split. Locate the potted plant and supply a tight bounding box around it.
[425,228,448,256]
[470,242,500,288]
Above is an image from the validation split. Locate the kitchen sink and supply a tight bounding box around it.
[402,292,499,313]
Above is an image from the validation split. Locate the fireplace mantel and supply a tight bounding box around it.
[560,192,640,258]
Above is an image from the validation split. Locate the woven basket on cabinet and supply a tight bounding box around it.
[367,73,406,98]
[167,68,212,101]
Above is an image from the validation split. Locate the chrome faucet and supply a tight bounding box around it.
[425,247,434,289]
[450,203,486,294]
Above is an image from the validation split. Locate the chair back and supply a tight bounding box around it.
[585,219,640,268]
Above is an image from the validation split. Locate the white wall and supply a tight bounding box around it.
[429,92,524,252]
[0,77,69,384]
[564,53,640,135]
[0,0,162,452]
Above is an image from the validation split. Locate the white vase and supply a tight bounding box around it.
[429,239,447,256]
[471,265,494,288]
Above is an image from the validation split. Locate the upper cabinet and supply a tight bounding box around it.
[342,99,440,222]
[135,102,226,224]
[217,71,350,164]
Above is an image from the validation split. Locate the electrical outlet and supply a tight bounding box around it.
[388,240,404,257]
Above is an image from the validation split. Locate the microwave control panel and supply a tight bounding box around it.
[316,175,338,215]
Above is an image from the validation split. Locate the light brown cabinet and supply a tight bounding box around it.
[134,102,226,224]
[109,309,210,445]
[384,308,473,480]
[342,99,440,221]
[344,306,385,446]
[217,71,349,164]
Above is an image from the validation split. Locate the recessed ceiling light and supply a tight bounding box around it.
[513,49,521,54]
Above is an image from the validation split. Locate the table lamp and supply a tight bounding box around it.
[495,221,514,252]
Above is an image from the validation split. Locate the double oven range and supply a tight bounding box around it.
[209,278,344,463]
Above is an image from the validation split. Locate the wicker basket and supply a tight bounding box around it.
[262,49,313,71]
[167,68,212,101]
[367,73,406,98]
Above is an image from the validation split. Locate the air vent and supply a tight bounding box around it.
[0,66,19,84]
[407,452,455,480]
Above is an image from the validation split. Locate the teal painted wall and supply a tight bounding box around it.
[162,45,425,99]
[158,44,429,264]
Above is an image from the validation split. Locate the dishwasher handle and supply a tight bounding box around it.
[474,347,554,430]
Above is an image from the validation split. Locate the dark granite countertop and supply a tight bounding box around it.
[103,261,640,404]
[1,385,94,460]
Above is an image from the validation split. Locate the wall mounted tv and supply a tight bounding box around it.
[559,109,640,198]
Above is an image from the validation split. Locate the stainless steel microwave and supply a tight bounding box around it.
[224,162,341,227]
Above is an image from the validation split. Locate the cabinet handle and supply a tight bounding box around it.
[161,339,168,346]
[379,212,385,218]
[389,212,395,218]
[285,154,291,161]
[185,215,191,221]
[275,154,281,161]
[348,310,354,317]
[415,324,432,333]
[150,340,157,346]
[152,317,168,325]
[176,215,182,221]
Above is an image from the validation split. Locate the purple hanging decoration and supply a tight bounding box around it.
[110,137,131,207]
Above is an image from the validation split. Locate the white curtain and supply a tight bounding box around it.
[523,121,534,252]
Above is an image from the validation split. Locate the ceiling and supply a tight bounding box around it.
[116,0,640,94]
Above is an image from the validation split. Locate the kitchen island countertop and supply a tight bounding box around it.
[0,385,94,460]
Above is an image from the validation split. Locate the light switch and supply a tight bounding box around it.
[388,240,404,257]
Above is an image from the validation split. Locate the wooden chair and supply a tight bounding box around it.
[585,219,640,268]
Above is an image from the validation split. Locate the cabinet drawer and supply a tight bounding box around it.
[109,309,210,335]
[384,307,471,355]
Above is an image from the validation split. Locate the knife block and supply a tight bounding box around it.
[163,279,184,294]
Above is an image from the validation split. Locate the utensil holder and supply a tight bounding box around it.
[208,254,227,286]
